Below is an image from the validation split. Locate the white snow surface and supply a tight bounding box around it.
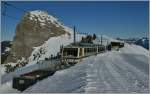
[4,47,11,52]
[0,44,149,93]
[27,32,85,66]
[23,44,149,93]
[0,82,20,93]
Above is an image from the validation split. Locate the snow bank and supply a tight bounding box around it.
[120,43,149,57]
[0,81,20,93]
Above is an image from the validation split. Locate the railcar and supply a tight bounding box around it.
[110,41,124,50]
[61,43,105,64]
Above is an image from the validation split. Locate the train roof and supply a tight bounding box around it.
[64,43,105,48]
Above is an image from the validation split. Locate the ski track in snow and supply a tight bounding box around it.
[84,52,149,93]
[23,49,149,93]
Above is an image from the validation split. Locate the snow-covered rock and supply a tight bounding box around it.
[3,10,83,72]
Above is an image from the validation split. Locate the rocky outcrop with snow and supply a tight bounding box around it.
[1,41,12,64]
[5,10,73,64]
[2,10,85,74]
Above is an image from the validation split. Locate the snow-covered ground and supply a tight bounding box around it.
[0,82,20,93]
[23,44,149,93]
[0,43,149,93]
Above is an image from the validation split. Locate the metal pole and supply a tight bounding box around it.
[101,35,102,45]
[74,26,76,44]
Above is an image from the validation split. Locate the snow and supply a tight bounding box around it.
[4,47,11,52]
[23,44,149,93]
[0,65,6,75]
[0,43,149,93]
[29,10,59,26]
[3,63,17,67]
[27,31,85,66]
[0,82,20,93]
[120,43,149,57]
[1,10,85,75]
[29,10,69,30]
[24,10,85,66]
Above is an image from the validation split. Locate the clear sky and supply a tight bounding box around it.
[1,1,149,41]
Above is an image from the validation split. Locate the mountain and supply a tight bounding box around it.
[135,37,149,49]
[2,10,84,73]
[1,41,12,64]
[5,10,73,64]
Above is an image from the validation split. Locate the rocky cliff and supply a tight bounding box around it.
[5,10,71,64]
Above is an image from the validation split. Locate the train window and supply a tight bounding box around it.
[85,48,88,54]
[63,48,78,57]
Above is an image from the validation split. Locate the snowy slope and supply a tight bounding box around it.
[25,10,86,66]
[27,32,85,66]
[23,44,149,93]
[120,43,149,56]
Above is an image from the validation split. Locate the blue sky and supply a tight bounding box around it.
[1,1,149,41]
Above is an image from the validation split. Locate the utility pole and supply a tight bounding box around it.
[74,26,76,44]
[101,35,103,45]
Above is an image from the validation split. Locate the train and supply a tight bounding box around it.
[61,41,125,64]
[61,43,106,65]
[12,41,124,91]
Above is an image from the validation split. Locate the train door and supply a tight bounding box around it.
[79,48,81,56]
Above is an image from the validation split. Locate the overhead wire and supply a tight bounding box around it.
[2,2,26,13]
[1,1,27,54]
[1,1,26,21]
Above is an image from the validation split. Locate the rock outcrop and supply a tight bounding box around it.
[5,10,70,63]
